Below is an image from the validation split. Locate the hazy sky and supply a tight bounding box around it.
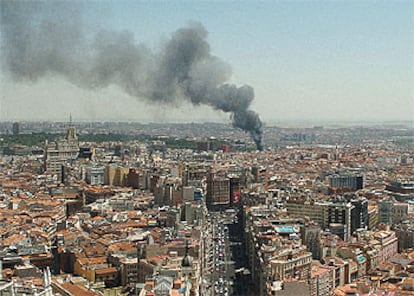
[1,0,413,123]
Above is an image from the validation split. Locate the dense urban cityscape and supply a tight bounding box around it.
[0,121,413,296]
[1,0,413,295]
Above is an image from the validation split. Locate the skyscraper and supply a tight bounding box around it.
[206,172,230,209]
[44,118,79,182]
[12,122,19,136]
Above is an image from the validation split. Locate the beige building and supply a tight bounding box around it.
[44,123,79,181]
[104,165,129,186]
[270,245,313,282]
[206,173,230,208]
[286,199,354,240]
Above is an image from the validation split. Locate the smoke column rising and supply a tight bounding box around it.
[0,2,264,150]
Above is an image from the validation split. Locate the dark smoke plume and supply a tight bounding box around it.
[0,2,264,150]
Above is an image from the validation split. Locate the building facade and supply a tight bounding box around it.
[44,123,79,181]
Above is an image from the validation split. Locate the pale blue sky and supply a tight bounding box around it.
[1,0,413,123]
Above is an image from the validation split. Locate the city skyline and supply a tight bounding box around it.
[1,0,413,123]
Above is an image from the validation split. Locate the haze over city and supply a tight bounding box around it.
[1,0,413,124]
[1,2,414,296]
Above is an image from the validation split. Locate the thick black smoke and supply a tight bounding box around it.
[0,2,263,150]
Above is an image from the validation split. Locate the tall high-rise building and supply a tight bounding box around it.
[300,224,322,259]
[342,194,368,233]
[12,122,20,135]
[104,165,129,186]
[44,118,79,182]
[206,172,230,209]
[378,197,395,225]
[326,202,354,240]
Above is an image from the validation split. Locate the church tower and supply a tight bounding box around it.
[66,114,77,141]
